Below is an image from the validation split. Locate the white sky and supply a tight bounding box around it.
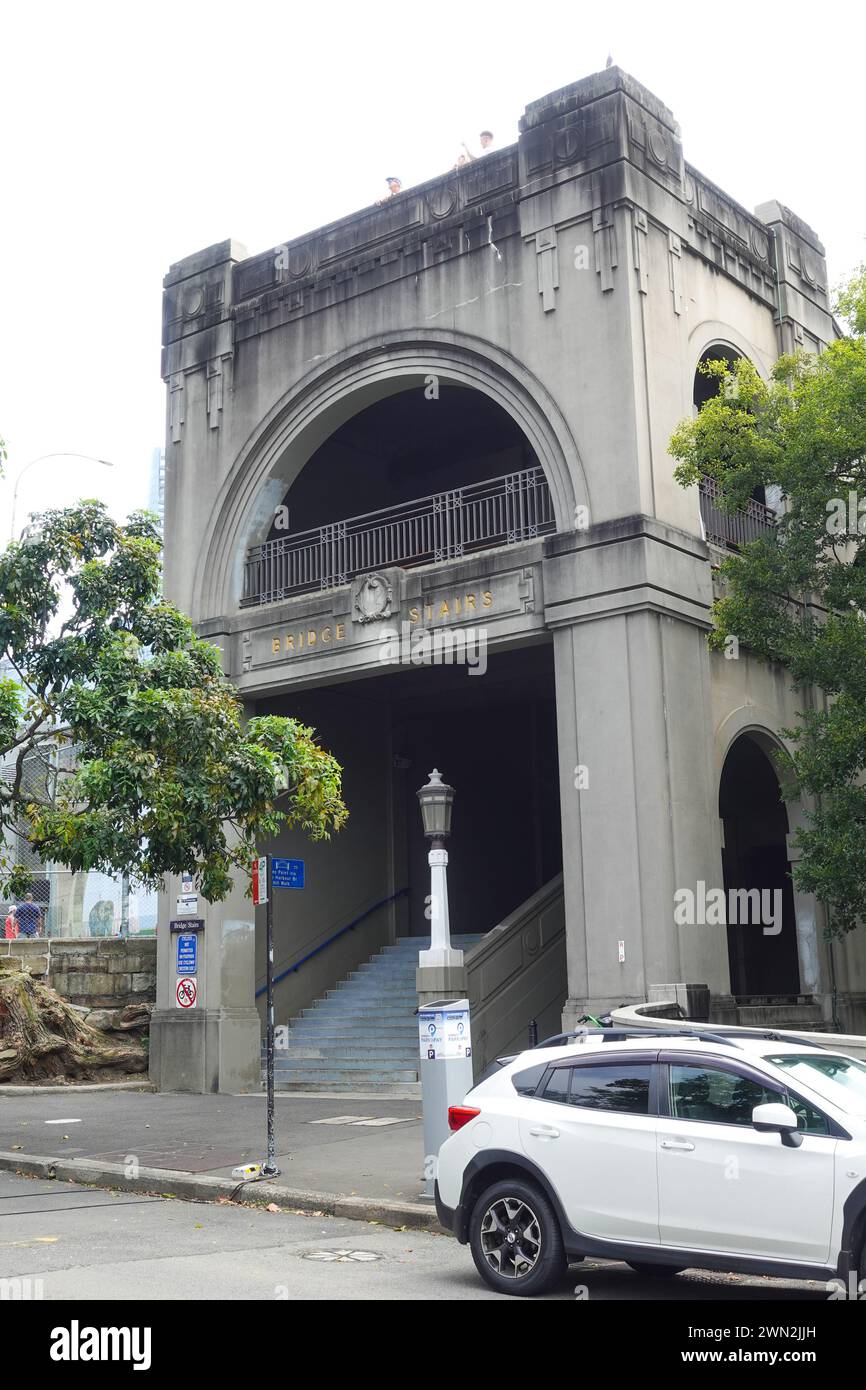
[1,0,863,538]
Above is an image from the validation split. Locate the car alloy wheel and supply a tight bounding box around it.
[480,1196,542,1279]
[469,1178,566,1297]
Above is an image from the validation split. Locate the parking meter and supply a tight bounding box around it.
[417,998,474,1198]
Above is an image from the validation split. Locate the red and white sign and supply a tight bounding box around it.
[252,855,268,906]
[176,977,198,1009]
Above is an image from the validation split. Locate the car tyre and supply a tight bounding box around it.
[469,1178,566,1297]
[626,1261,686,1278]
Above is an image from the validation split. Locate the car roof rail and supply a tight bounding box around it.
[532,1025,829,1051]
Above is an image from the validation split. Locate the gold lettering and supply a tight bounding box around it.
[455,597,462,614]
[286,635,294,650]
[439,601,449,618]
[299,632,304,649]
[322,627,331,643]
[408,607,420,624]
[482,591,493,608]
[425,603,433,621]
[336,623,345,640]
[272,638,281,654]
[308,629,317,646]
[466,594,476,610]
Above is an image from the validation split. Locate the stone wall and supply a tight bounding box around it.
[0,938,156,1008]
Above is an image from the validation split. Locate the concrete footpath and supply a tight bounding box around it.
[0,1088,439,1231]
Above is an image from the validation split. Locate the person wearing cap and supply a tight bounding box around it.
[3,904,17,940]
[375,176,402,205]
[15,892,42,938]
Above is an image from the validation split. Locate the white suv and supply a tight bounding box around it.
[434,1028,866,1297]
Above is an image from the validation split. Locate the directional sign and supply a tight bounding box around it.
[176,933,198,976]
[176,977,198,1009]
[272,857,305,890]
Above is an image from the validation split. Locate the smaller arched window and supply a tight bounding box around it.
[693,344,773,548]
[693,345,737,412]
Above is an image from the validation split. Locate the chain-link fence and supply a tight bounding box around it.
[2,747,157,940]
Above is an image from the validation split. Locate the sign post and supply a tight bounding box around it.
[252,850,279,1178]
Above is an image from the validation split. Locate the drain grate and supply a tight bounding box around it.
[301,1249,383,1263]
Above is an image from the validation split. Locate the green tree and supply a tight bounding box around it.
[0,502,347,903]
[670,272,866,939]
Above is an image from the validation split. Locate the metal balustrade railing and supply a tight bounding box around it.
[241,466,555,606]
[699,477,776,551]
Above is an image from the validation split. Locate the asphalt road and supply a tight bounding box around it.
[0,1171,833,1302]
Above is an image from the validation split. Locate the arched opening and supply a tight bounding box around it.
[694,344,772,550]
[719,734,800,998]
[242,385,555,606]
[271,384,537,535]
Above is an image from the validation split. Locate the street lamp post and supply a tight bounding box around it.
[416,768,462,968]
[9,454,115,540]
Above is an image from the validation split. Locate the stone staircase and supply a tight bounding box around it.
[266,934,484,1095]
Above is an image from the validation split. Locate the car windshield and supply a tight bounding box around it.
[766,1052,866,1114]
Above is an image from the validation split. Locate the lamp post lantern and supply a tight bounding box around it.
[417,768,462,968]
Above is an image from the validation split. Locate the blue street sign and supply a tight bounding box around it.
[271,857,305,889]
[176,933,198,975]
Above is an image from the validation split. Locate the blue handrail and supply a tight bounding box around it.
[254,887,409,997]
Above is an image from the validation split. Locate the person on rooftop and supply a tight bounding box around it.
[375,176,403,205]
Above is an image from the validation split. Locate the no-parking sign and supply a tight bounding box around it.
[176,977,198,1009]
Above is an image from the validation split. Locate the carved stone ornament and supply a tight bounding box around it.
[352,572,394,624]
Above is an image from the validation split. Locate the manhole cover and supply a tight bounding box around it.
[302,1249,383,1263]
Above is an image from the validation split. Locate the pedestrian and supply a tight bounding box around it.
[375,176,402,205]
[478,129,495,155]
[15,892,42,939]
[3,904,17,940]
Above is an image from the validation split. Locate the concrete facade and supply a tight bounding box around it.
[152,66,865,1092]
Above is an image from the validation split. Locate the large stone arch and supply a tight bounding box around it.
[194,330,586,618]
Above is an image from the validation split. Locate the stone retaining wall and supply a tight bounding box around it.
[0,938,156,1008]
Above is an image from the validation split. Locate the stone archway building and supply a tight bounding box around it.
[151,66,864,1093]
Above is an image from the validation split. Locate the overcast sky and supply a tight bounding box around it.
[1,0,863,538]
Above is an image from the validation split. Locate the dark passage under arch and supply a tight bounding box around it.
[719,734,801,998]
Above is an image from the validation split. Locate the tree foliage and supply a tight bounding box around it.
[670,281,866,938]
[0,503,347,902]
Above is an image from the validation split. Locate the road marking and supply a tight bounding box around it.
[44,1119,82,1125]
[309,1116,374,1125]
[350,1117,413,1127]
[0,1237,59,1248]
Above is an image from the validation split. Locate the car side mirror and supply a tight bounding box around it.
[752,1101,803,1148]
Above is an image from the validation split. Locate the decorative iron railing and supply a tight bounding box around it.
[241,466,555,607]
[699,477,775,551]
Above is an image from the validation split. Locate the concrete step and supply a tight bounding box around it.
[274,1056,418,1073]
[277,1045,419,1059]
[273,1068,419,1084]
[274,1080,422,1096]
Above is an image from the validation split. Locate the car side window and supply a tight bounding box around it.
[562,1063,653,1115]
[785,1090,831,1136]
[540,1067,571,1103]
[669,1063,779,1126]
[512,1063,548,1097]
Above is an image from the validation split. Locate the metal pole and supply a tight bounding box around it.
[264,853,279,1177]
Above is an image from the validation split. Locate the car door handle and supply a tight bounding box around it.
[529,1125,560,1139]
[660,1139,695,1152]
